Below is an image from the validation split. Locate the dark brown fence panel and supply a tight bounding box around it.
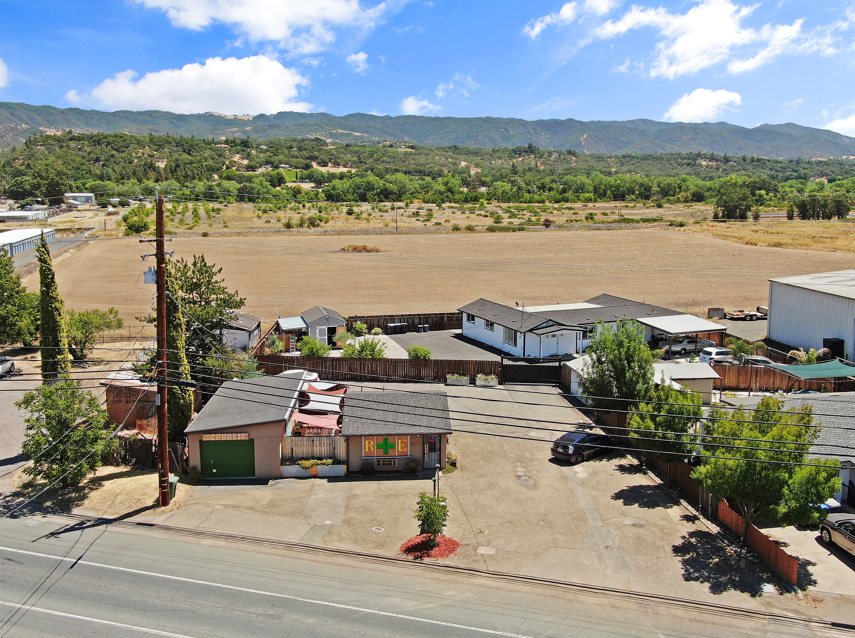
[255,355,499,383]
[718,502,799,585]
[346,312,462,333]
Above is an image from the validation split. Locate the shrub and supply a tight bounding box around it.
[542,218,554,228]
[370,327,383,335]
[341,245,381,253]
[451,224,462,231]
[266,334,285,354]
[361,461,376,476]
[465,224,476,231]
[407,345,432,360]
[201,231,209,237]
[333,331,353,347]
[296,336,332,357]
[352,322,368,336]
[342,337,387,359]
[413,492,449,547]
[403,459,419,474]
[297,458,334,469]
[476,373,497,380]
[486,225,526,232]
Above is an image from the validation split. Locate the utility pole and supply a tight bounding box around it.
[155,189,171,506]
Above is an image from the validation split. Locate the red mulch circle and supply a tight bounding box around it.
[400,534,461,560]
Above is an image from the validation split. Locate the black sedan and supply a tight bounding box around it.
[551,431,615,464]
[819,514,855,557]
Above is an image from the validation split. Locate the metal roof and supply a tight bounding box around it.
[769,270,855,301]
[341,391,453,436]
[277,316,307,331]
[0,229,54,246]
[301,305,345,325]
[653,361,721,381]
[635,314,726,335]
[769,360,855,380]
[185,373,306,433]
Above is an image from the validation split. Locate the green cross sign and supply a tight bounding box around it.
[377,437,395,455]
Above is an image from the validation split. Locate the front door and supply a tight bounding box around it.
[317,326,328,345]
[424,436,440,470]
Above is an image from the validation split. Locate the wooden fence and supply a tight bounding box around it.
[711,363,855,393]
[282,436,348,462]
[256,354,500,383]
[346,312,462,333]
[717,501,799,585]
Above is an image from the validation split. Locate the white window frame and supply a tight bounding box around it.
[466,313,475,324]
[503,326,518,347]
[484,320,494,331]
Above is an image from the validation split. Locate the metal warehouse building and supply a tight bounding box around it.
[768,270,855,361]
[0,228,56,257]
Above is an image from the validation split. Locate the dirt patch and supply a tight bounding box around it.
[400,534,461,560]
[75,466,190,517]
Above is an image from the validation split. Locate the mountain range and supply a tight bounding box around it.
[2,102,854,158]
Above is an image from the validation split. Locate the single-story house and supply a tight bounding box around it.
[459,294,720,358]
[783,393,855,506]
[222,310,262,350]
[341,391,452,474]
[565,356,721,404]
[186,373,307,479]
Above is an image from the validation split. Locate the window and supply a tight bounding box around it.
[362,436,410,458]
[485,320,494,331]
[376,458,396,468]
[466,313,475,324]
[503,326,517,347]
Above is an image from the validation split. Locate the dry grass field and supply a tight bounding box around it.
[23,228,854,326]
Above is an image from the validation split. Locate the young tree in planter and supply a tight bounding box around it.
[0,248,39,346]
[66,308,124,360]
[580,319,654,411]
[17,379,118,488]
[37,236,71,382]
[629,383,703,463]
[414,492,449,548]
[692,397,840,541]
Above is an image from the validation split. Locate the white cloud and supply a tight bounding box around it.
[452,72,480,97]
[825,115,855,137]
[302,56,325,66]
[0,58,8,88]
[593,0,806,79]
[435,81,453,98]
[525,2,577,39]
[523,96,577,116]
[583,0,617,16]
[400,96,442,115]
[663,88,741,122]
[66,55,311,114]
[785,98,803,108]
[614,58,630,72]
[346,51,368,73]
[133,0,387,55]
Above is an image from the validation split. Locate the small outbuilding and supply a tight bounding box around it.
[0,228,55,257]
[341,391,452,473]
[768,270,855,360]
[222,310,262,350]
[301,305,346,346]
[64,192,96,205]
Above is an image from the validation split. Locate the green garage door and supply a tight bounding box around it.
[200,439,255,478]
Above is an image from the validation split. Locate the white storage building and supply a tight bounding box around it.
[768,270,855,361]
[64,192,96,204]
[0,228,55,257]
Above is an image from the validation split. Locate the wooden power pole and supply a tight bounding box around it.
[155,191,171,506]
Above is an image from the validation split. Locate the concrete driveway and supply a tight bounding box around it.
[389,329,502,360]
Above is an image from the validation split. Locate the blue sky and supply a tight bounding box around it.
[1,0,855,134]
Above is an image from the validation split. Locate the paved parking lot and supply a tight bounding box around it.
[389,329,502,360]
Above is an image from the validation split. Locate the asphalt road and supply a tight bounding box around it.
[0,515,846,638]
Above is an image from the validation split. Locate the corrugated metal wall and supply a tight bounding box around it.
[768,282,855,359]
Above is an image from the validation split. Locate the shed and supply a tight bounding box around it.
[341,391,452,473]
[222,310,262,350]
[64,192,96,204]
[768,270,855,360]
[301,305,346,345]
[186,372,307,479]
[0,228,56,257]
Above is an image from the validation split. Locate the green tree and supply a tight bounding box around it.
[0,248,39,346]
[342,337,387,359]
[296,335,332,357]
[724,337,753,364]
[165,263,195,437]
[693,397,840,541]
[406,345,432,359]
[580,319,654,411]
[414,492,449,548]
[66,307,124,360]
[629,383,703,462]
[37,236,71,382]
[715,181,753,220]
[17,379,118,488]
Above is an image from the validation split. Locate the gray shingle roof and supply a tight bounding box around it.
[341,391,453,437]
[458,298,552,332]
[783,394,855,464]
[185,374,305,433]
[301,305,345,325]
[225,310,262,331]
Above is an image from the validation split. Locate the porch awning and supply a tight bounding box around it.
[307,382,347,395]
[635,314,726,335]
[293,411,341,430]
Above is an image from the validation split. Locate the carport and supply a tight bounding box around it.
[636,314,726,357]
[770,360,855,392]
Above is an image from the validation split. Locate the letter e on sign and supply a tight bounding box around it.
[398,437,408,454]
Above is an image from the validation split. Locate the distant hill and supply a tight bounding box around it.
[2,102,855,158]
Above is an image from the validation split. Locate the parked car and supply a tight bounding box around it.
[551,431,615,464]
[744,355,775,366]
[657,336,715,355]
[699,347,734,364]
[819,514,855,557]
[0,356,15,376]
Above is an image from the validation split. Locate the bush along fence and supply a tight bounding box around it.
[255,354,499,383]
[345,312,462,333]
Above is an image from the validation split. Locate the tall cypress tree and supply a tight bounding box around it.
[165,262,195,437]
[37,235,71,382]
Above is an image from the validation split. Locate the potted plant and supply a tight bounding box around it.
[445,373,470,386]
[475,373,499,387]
